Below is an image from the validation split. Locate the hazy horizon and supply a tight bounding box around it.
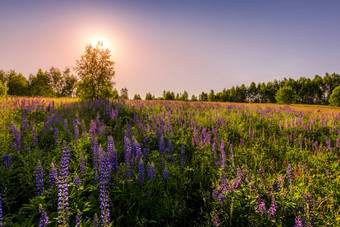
[1,0,340,98]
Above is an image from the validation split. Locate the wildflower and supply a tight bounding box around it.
[73,172,81,190]
[294,216,303,227]
[75,209,82,227]
[220,141,226,169]
[163,166,169,184]
[147,162,156,182]
[2,155,12,169]
[267,198,278,217]
[180,143,185,168]
[74,125,79,145]
[0,193,3,226]
[124,136,133,180]
[32,128,38,147]
[36,160,44,196]
[57,142,71,226]
[230,144,234,170]
[138,159,145,184]
[159,137,165,169]
[38,204,49,227]
[79,153,86,177]
[214,215,220,226]
[326,139,333,152]
[93,213,99,227]
[99,152,110,226]
[49,162,58,189]
[258,201,267,213]
[302,194,314,227]
[287,164,293,186]
[272,178,281,191]
[53,128,59,145]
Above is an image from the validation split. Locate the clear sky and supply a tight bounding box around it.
[1,0,340,98]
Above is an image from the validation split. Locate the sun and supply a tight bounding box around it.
[91,39,110,50]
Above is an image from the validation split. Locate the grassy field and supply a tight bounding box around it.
[0,97,340,226]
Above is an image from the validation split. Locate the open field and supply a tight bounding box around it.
[0,97,340,226]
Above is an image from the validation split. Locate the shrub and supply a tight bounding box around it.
[275,86,296,104]
[329,85,340,106]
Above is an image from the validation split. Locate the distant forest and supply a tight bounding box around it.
[0,68,339,105]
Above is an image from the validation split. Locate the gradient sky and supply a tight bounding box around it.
[1,0,340,98]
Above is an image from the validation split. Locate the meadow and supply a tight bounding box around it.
[0,96,340,226]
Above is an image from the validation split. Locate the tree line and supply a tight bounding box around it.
[0,42,339,105]
[142,73,340,105]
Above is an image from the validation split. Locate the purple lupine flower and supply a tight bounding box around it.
[287,164,293,186]
[230,144,235,170]
[99,152,110,226]
[75,209,82,227]
[299,136,302,150]
[0,193,3,227]
[10,123,22,151]
[159,136,165,169]
[79,153,86,177]
[138,159,145,184]
[143,136,150,160]
[53,128,59,145]
[163,166,169,184]
[35,160,44,196]
[32,128,38,147]
[258,201,267,213]
[180,143,185,168]
[38,204,49,227]
[168,136,174,163]
[212,142,217,165]
[302,194,314,227]
[57,143,71,226]
[135,142,142,165]
[93,213,99,227]
[107,136,116,174]
[272,178,281,191]
[74,125,79,145]
[294,216,303,227]
[49,162,58,189]
[2,155,12,169]
[220,141,226,170]
[124,136,133,180]
[213,215,220,226]
[73,172,81,190]
[63,119,71,135]
[147,162,156,182]
[267,199,278,217]
[326,139,333,152]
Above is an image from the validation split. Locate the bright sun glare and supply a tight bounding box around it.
[91,39,110,50]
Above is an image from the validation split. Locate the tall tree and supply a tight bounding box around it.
[75,41,115,100]
[28,69,55,97]
[145,92,155,100]
[7,70,29,96]
[120,87,129,99]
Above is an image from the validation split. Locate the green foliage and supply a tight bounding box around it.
[75,42,115,100]
[133,94,141,100]
[191,95,198,101]
[7,70,29,96]
[329,85,340,106]
[28,69,55,97]
[120,87,129,99]
[163,90,175,100]
[145,92,155,100]
[275,86,296,104]
[199,91,208,101]
[0,80,8,97]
